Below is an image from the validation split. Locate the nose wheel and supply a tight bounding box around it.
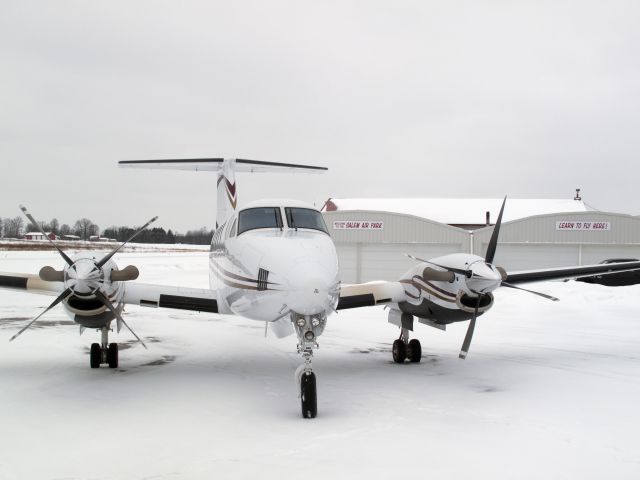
[89,327,119,369]
[296,350,317,418]
[300,371,317,419]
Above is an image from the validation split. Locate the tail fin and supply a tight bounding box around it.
[119,158,327,228]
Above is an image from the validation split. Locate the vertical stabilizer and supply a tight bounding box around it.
[216,159,237,228]
[119,157,327,228]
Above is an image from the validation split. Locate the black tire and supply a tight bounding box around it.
[300,372,317,419]
[408,339,422,363]
[90,343,101,368]
[392,339,407,363]
[107,343,119,369]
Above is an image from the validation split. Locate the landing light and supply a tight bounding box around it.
[311,317,320,327]
[304,331,315,341]
[296,318,306,327]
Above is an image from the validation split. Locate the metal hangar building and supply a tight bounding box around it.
[321,196,640,283]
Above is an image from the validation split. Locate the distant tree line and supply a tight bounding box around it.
[102,226,213,245]
[0,215,213,245]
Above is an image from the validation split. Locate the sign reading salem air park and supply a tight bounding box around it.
[556,221,611,231]
[333,220,384,230]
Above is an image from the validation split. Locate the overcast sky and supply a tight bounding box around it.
[1,0,639,232]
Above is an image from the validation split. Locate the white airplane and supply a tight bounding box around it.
[2,158,640,419]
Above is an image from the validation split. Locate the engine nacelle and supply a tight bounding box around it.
[456,291,494,314]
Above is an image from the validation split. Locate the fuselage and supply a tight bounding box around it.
[209,199,340,322]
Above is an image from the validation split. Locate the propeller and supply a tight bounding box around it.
[404,197,558,359]
[20,205,74,266]
[485,196,506,264]
[94,290,147,348]
[10,288,73,342]
[405,254,471,278]
[458,196,556,358]
[459,294,482,359]
[501,282,559,301]
[10,206,157,342]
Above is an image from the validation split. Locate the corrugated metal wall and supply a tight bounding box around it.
[323,211,470,282]
[473,212,640,270]
[324,210,640,281]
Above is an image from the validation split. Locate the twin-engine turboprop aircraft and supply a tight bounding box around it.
[2,158,640,419]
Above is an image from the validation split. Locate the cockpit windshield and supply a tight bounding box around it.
[238,207,283,235]
[285,208,329,234]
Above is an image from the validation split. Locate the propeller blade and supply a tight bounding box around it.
[96,216,158,268]
[501,282,559,301]
[405,254,471,278]
[485,196,507,265]
[94,290,147,349]
[110,265,140,282]
[19,205,74,266]
[9,288,72,342]
[459,295,482,359]
[39,266,65,282]
[422,267,456,283]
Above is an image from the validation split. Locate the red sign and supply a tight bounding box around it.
[333,220,384,230]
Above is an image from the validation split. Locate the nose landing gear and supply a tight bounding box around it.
[293,313,325,418]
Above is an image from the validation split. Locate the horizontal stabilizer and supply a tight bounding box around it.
[119,158,327,174]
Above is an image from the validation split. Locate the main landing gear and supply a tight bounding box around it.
[89,326,119,369]
[392,327,421,364]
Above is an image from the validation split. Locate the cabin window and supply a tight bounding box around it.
[238,207,282,235]
[285,208,328,234]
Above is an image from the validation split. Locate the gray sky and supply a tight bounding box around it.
[1,0,639,232]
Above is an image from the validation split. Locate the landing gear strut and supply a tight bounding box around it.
[89,326,119,369]
[293,313,325,419]
[392,327,421,364]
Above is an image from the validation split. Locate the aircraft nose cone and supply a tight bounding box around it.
[286,263,337,315]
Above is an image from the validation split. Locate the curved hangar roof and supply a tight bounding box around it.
[323,198,591,227]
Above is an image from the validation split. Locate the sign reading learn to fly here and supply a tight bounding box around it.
[556,221,611,231]
[333,220,384,230]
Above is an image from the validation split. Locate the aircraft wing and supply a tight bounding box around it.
[505,261,640,284]
[337,281,406,310]
[0,272,218,314]
[122,283,218,313]
[0,272,65,295]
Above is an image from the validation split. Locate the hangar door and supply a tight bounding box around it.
[581,245,640,265]
[337,243,463,283]
[488,244,580,271]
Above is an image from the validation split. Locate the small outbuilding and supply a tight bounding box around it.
[24,232,56,241]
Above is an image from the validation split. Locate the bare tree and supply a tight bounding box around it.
[60,224,71,236]
[4,216,24,238]
[74,218,95,240]
[49,218,59,235]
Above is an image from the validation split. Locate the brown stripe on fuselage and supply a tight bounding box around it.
[211,258,279,286]
[400,277,457,303]
[210,265,260,291]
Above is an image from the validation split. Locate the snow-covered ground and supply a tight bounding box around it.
[1,250,640,479]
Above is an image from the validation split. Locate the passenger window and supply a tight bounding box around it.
[238,208,282,235]
[285,208,329,234]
